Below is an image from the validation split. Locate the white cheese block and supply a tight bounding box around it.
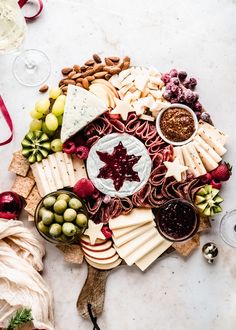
[197,129,227,156]
[109,74,123,89]
[61,85,107,142]
[134,74,149,91]
[186,143,206,176]
[125,233,164,266]
[135,240,172,271]
[72,156,87,182]
[85,257,122,270]
[174,147,186,180]
[85,253,119,265]
[55,152,71,187]
[31,162,51,197]
[63,153,76,187]
[118,68,133,82]
[112,221,155,247]
[109,208,154,230]
[181,146,200,177]
[82,246,116,260]
[47,154,64,190]
[115,227,158,259]
[112,223,143,238]
[194,135,222,163]
[198,122,228,145]
[193,141,219,172]
[42,159,57,192]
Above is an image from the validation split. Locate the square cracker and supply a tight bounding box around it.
[24,185,41,216]
[56,244,84,264]
[173,234,200,257]
[11,175,35,199]
[8,151,30,177]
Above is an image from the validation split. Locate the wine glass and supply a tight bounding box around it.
[219,210,236,248]
[0,0,50,86]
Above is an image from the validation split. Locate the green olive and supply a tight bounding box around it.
[63,208,77,222]
[54,214,64,224]
[49,223,62,237]
[42,210,54,225]
[39,207,47,218]
[37,221,49,235]
[62,223,77,237]
[53,200,67,214]
[57,193,70,203]
[69,198,82,210]
[75,213,88,227]
[43,196,56,209]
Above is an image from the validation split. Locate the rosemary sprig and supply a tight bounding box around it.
[6,308,33,330]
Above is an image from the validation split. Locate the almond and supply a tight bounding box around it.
[87,76,95,82]
[76,82,83,87]
[80,66,87,72]
[108,56,120,62]
[68,70,77,79]
[105,73,112,80]
[85,59,95,66]
[93,64,104,73]
[123,56,131,63]
[122,61,130,70]
[63,79,76,85]
[61,67,73,75]
[73,65,81,72]
[103,66,111,73]
[59,79,65,87]
[109,66,121,75]
[118,62,124,70]
[93,54,102,63]
[71,73,82,79]
[76,77,83,83]
[62,86,68,92]
[39,84,48,93]
[94,71,107,78]
[105,57,114,66]
[82,69,95,78]
[82,78,89,89]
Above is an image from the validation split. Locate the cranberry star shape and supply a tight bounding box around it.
[96,142,141,191]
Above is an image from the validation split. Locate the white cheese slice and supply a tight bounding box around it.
[112,221,155,247]
[197,129,227,157]
[115,227,158,259]
[198,122,228,145]
[136,240,172,271]
[134,74,149,91]
[109,208,154,230]
[109,74,123,89]
[193,141,219,172]
[55,152,71,187]
[181,146,200,177]
[118,68,133,82]
[112,223,143,238]
[85,257,122,270]
[47,154,64,190]
[63,153,76,187]
[31,162,51,197]
[61,85,107,142]
[121,74,135,87]
[72,156,87,182]
[42,159,57,192]
[174,147,186,181]
[125,233,164,266]
[186,143,206,176]
[194,135,222,163]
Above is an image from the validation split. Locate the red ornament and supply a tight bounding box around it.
[0,191,23,220]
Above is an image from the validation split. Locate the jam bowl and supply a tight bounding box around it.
[155,198,200,242]
[156,103,198,146]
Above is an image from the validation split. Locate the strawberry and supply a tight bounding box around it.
[210,179,222,190]
[211,162,232,182]
[101,226,112,239]
[201,172,212,184]
[73,178,95,199]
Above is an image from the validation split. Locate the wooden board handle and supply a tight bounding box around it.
[77,265,111,319]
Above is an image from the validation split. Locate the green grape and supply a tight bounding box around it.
[45,113,58,131]
[52,95,66,116]
[49,87,62,99]
[57,115,63,126]
[42,122,55,137]
[30,109,43,119]
[51,139,63,152]
[35,98,50,114]
[29,119,43,131]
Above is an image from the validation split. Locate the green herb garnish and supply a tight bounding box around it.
[7,308,33,330]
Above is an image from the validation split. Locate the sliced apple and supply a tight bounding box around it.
[89,84,110,107]
[91,79,119,98]
[85,253,119,265]
[82,247,117,260]
[80,235,105,246]
[85,257,122,270]
[80,240,112,252]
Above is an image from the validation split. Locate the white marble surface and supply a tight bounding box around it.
[1,0,236,329]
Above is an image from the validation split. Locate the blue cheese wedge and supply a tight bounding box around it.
[61,85,107,143]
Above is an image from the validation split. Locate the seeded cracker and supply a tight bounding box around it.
[24,185,41,216]
[26,168,34,179]
[198,216,211,232]
[172,234,200,257]
[8,151,30,177]
[56,244,84,264]
[11,175,35,199]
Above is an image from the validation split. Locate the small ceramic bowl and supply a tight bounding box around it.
[156,103,199,146]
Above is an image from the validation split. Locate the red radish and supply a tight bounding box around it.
[63,140,76,154]
[0,191,22,220]
[101,226,112,239]
[211,162,232,182]
[73,178,95,199]
[210,179,222,190]
[201,172,212,184]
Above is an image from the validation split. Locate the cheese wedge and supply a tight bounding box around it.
[174,147,186,180]
[194,135,222,163]
[31,162,51,197]
[125,234,164,266]
[61,85,107,142]
[112,223,143,238]
[193,141,218,172]
[85,253,119,265]
[198,122,228,145]
[135,240,172,271]
[42,159,57,192]
[186,143,206,176]
[63,153,76,187]
[181,146,199,177]
[85,257,122,270]
[55,152,71,187]
[72,156,87,181]
[198,129,227,156]
[47,154,64,190]
[112,222,155,247]
[109,208,154,230]
[114,227,158,259]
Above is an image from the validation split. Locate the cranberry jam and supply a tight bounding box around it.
[155,199,199,242]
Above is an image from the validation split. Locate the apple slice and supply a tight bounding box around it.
[81,240,112,252]
[80,235,105,246]
[82,247,117,260]
[85,257,122,270]
[85,253,119,265]
[91,79,119,98]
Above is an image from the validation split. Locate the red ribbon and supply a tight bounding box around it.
[18,0,44,20]
[0,96,14,146]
